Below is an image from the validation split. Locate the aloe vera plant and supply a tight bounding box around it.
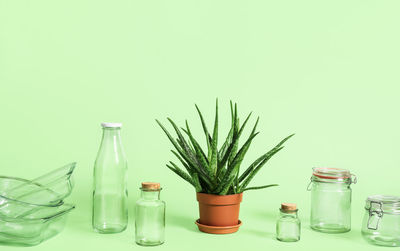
[156,101,293,195]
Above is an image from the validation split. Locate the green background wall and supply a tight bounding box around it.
[0,0,399,250]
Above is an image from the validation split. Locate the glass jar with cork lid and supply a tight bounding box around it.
[135,182,165,246]
[276,203,301,242]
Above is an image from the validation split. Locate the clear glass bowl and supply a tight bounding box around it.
[0,203,75,246]
[2,162,75,206]
[0,175,73,218]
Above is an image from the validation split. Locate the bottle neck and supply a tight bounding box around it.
[102,127,121,138]
[100,127,122,147]
[280,210,298,218]
[140,190,161,200]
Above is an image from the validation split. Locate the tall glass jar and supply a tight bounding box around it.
[135,182,165,246]
[92,122,128,233]
[361,195,400,247]
[276,203,301,242]
[308,167,356,233]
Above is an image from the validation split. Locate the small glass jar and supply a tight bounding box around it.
[135,182,165,246]
[361,195,400,247]
[276,203,301,242]
[308,167,356,233]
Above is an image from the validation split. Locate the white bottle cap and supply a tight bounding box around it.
[101,122,122,128]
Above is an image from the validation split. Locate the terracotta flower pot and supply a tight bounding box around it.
[196,193,243,234]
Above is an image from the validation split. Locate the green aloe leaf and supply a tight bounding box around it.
[156,119,185,157]
[234,116,257,186]
[158,101,294,196]
[228,118,260,171]
[209,99,219,176]
[218,174,236,195]
[171,150,193,175]
[218,101,237,161]
[228,104,239,166]
[239,146,284,192]
[167,118,209,177]
[218,106,239,174]
[239,133,294,183]
[218,126,233,162]
[242,184,278,191]
[238,112,252,139]
[195,104,212,159]
[156,119,198,173]
[215,132,259,194]
[182,122,212,178]
[192,173,202,192]
[166,162,195,187]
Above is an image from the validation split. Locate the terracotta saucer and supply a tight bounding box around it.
[195,219,242,234]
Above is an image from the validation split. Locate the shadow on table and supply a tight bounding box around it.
[167,212,198,233]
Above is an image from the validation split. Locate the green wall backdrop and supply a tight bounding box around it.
[0,0,399,250]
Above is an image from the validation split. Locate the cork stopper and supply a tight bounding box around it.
[281,203,297,212]
[141,182,161,190]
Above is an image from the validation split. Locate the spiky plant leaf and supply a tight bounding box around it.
[242,184,278,191]
[166,162,194,187]
[192,173,202,192]
[157,101,294,195]
[219,174,236,195]
[171,150,193,175]
[182,122,210,177]
[157,120,200,175]
[238,133,294,183]
[238,146,284,192]
[209,100,218,176]
[195,104,212,159]
[158,119,213,188]
[228,104,239,166]
[218,101,236,161]
[215,132,259,193]
[168,118,210,177]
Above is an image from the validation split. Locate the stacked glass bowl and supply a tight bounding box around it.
[0,163,76,246]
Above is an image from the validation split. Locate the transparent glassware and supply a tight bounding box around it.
[308,167,356,233]
[92,123,128,234]
[4,162,76,206]
[276,203,300,242]
[135,182,165,246]
[361,195,400,247]
[0,176,67,218]
[0,203,75,246]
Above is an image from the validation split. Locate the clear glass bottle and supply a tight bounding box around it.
[276,203,300,242]
[361,195,400,247]
[308,167,356,233]
[92,122,128,234]
[135,182,165,246]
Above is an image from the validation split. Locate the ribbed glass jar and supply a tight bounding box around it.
[361,195,400,247]
[308,167,356,233]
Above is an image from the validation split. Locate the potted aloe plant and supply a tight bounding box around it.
[156,100,293,234]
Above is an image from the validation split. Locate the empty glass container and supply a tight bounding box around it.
[3,162,76,207]
[361,195,400,247]
[0,176,67,218]
[0,203,75,246]
[276,203,300,242]
[92,123,128,234]
[308,167,356,233]
[135,182,165,246]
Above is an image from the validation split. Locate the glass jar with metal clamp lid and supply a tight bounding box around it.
[361,195,400,247]
[307,167,357,233]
